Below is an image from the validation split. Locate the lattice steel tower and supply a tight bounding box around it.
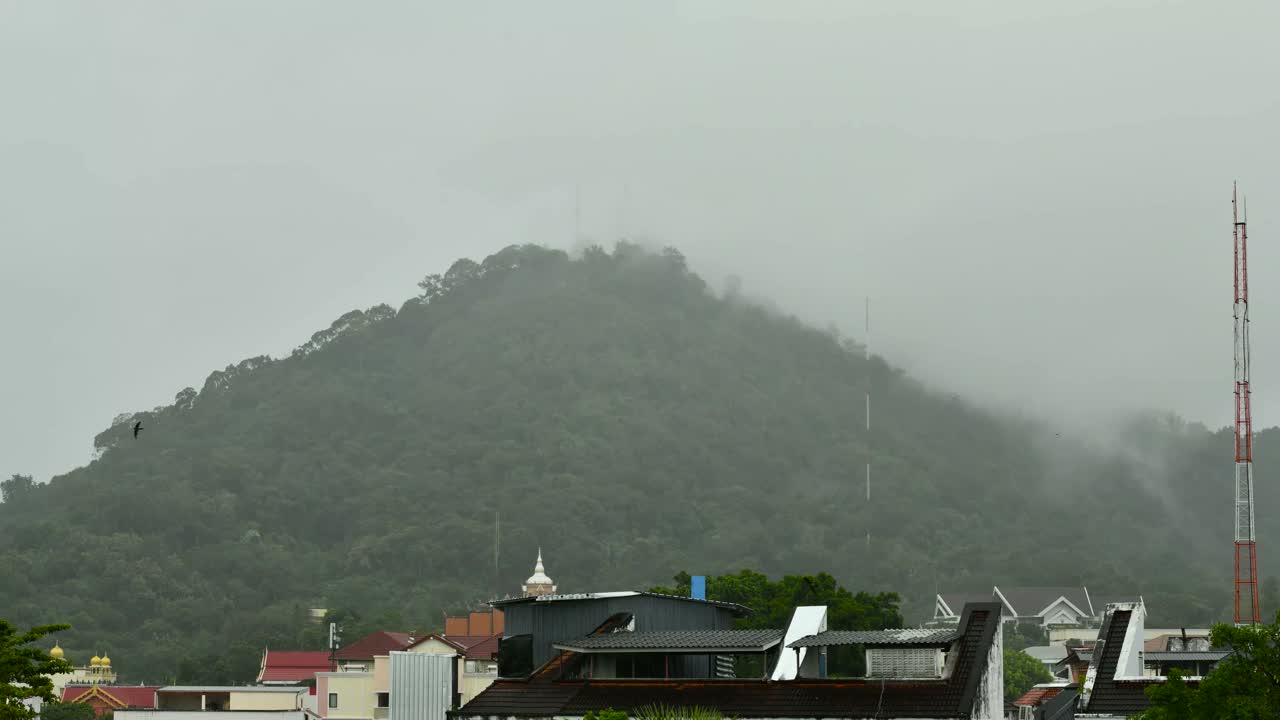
[1232,182,1261,625]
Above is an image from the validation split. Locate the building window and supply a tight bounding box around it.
[328,693,338,709]
[615,654,665,678]
[376,693,389,708]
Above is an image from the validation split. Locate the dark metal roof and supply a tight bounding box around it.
[553,630,783,654]
[490,591,750,615]
[789,628,960,648]
[1144,651,1230,662]
[456,602,1005,719]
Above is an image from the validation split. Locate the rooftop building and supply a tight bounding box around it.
[458,594,1005,719]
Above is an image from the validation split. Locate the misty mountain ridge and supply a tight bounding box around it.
[0,241,1273,684]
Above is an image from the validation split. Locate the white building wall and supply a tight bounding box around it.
[316,671,374,720]
[1114,603,1146,679]
[117,712,305,720]
[231,690,305,711]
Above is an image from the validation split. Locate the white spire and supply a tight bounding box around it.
[523,548,556,597]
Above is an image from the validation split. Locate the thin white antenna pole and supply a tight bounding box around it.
[866,295,871,549]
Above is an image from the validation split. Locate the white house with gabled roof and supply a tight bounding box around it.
[934,586,1141,628]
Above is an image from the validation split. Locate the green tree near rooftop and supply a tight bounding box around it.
[0,619,72,720]
[38,702,96,720]
[651,570,902,631]
[1003,647,1053,704]
[651,570,902,676]
[1141,612,1280,720]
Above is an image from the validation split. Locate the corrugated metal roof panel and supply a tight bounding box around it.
[490,591,749,615]
[789,628,960,648]
[554,630,783,652]
[1144,651,1230,662]
[390,652,454,720]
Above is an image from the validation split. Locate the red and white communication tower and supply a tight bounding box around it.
[1233,182,1261,625]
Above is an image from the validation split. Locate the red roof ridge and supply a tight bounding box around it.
[334,630,416,660]
[62,685,162,709]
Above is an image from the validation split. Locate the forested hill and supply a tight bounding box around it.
[0,242,1274,683]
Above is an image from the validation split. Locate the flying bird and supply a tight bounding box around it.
[133,420,143,439]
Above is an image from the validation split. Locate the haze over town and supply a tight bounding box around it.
[5,0,1280,481]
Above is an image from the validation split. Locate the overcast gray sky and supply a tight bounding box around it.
[4,0,1280,482]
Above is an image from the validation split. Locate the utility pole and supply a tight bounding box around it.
[865,296,871,550]
[328,621,342,671]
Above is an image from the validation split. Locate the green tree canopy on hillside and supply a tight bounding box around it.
[0,475,34,505]
[0,242,1267,683]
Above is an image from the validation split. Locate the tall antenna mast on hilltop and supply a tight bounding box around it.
[1233,182,1261,625]
[494,510,501,601]
[866,296,872,550]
